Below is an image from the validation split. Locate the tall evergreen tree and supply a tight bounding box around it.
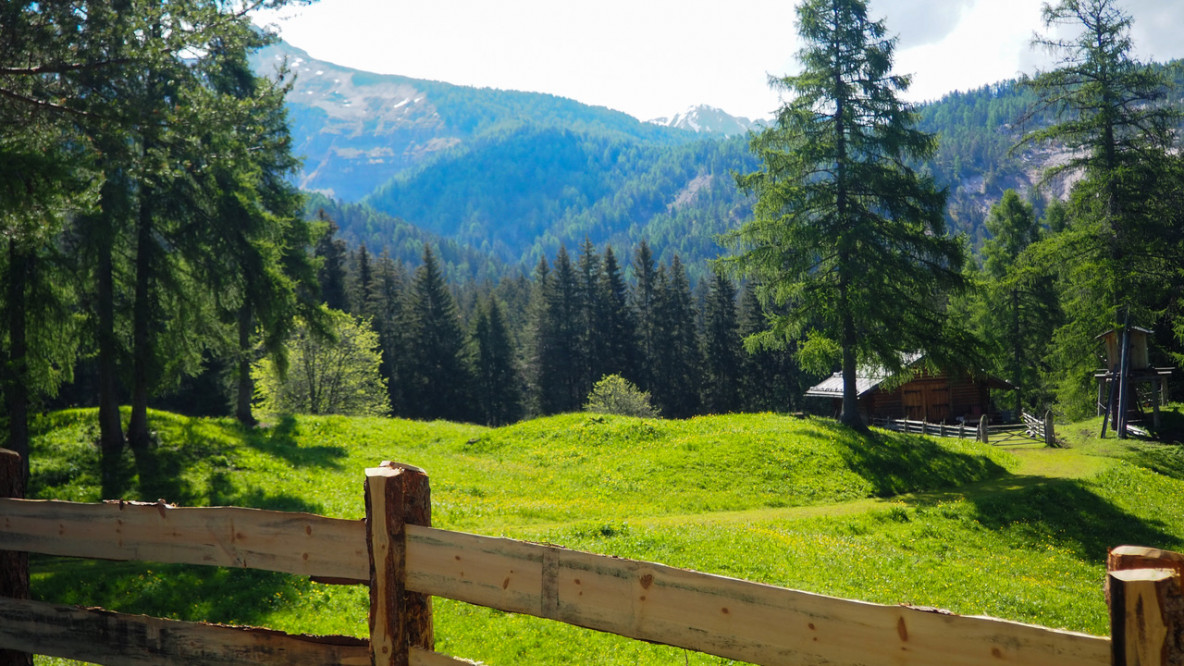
[401,245,472,421]
[314,215,350,312]
[723,0,967,429]
[976,190,1061,415]
[595,246,639,384]
[1022,0,1180,412]
[702,272,742,413]
[632,241,660,393]
[472,297,523,426]
[534,247,583,413]
[576,239,603,393]
[650,256,702,418]
[372,249,407,414]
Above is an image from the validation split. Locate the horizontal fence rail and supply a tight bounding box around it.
[0,498,369,582]
[1,496,1113,665]
[2,455,1181,665]
[403,524,1110,666]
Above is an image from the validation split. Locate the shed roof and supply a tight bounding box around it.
[804,353,1014,399]
[803,371,886,399]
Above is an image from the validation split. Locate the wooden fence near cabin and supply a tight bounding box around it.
[874,410,1059,446]
[1,448,1182,666]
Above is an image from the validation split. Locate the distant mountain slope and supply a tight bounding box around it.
[258,39,1183,275]
[364,126,757,269]
[304,195,507,283]
[250,41,691,201]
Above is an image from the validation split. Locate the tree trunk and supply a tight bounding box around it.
[126,197,154,473]
[235,304,256,426]
[1011,287,1022,418]
[96,223,125,499]
[5,241,31,485]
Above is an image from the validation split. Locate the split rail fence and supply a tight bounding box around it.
[874,410,1058,446]
[1,448,1182,665]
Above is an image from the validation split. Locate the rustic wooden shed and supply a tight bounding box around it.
[805,356,1013,424]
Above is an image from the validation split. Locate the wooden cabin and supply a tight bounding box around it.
[805,357,1013,424]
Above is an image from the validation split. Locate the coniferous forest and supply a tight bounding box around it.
[4,0,1184,491]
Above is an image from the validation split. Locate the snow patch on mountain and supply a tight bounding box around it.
[646,105,759,136]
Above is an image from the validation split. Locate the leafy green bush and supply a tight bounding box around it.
[584,374,657,418]
[251,311,389,418]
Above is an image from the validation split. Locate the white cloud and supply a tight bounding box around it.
[252,0,1184,121]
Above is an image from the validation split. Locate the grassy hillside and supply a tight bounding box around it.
[24,409,1184,665]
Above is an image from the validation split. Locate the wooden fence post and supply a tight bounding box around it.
[1108,546,1184,666]
[978,417,989,444]
[365,462,434,666]
[1044,410,1056,448]
[1,448,32,666]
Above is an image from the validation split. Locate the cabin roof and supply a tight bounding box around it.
[803,353,1013,399]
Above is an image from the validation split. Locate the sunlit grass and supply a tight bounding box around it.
[24,408,1184,665]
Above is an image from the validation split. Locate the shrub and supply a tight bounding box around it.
[584,374,657,418]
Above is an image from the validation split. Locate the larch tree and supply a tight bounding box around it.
[976,190,1061,416]
[723,0,967,430]
[1021,0,1180,412]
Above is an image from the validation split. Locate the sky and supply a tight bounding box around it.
[251,0,1184,122]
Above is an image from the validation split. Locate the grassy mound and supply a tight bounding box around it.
[29,410,1015,528]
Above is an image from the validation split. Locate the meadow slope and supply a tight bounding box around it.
[25,409,1184,665]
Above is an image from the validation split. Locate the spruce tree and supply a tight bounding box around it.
[723,0,967,429]
[534,247,583,413]
[702,272,742,413]
[401,246,473,422]
[596,246,640,384]
[977,190,1061,415]
[576,239,603,393]
[632,241,660,393]
[315,215,350,312]
[650,257,702,418]
[472,297,523,426]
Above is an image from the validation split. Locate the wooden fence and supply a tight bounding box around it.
[874,410,1059,446]
[1,448,1182,665]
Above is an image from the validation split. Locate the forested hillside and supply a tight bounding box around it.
[262,41,1184,270]
[364,127,757,270]
[248,40,690,202]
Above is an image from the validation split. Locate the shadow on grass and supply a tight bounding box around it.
[805,420,1011,497]
[242,414,349,470]
[951,476,1179,563]
[206,470,323,513]
[93,414,337,513]
[1127,442,1184,481]
[30,556,332,631]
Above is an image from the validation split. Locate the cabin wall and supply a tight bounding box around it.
[866,372,994,423]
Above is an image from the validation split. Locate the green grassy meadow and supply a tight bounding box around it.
[23,408,1184,665]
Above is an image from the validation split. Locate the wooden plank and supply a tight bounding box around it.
[0,597,369,665]
[0,498,368,581]
[366,463,434,665]
[404,525,1110,666]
